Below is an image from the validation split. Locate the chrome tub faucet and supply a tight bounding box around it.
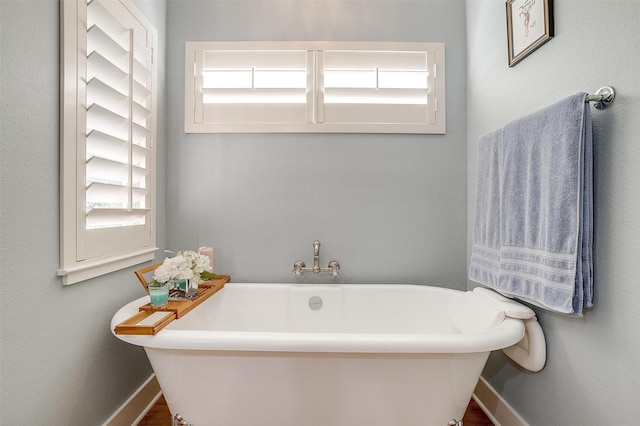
[293,240,340,278]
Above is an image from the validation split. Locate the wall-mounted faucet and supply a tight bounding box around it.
[293,240,340,278]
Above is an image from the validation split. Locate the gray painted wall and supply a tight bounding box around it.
[466,1,640,424]
[165,0,469,287]
[0,0,167,424]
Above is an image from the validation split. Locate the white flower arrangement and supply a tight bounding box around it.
[152,250,213,285]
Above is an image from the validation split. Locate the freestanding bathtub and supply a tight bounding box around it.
[112,283,540,426]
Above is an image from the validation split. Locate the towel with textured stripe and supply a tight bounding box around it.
[469,93,593,316]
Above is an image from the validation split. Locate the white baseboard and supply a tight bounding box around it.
[103,374,162,426]
[472,376,529,426]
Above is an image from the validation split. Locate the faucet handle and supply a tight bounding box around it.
[293,260,305,276]
[328,261,340,278]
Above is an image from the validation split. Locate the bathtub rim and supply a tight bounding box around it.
[112,283,526,354]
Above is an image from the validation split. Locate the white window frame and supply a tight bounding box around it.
[59,0,158,285]
[185,41,445,134]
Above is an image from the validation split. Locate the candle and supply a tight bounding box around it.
[199,246,214,272]
[148,283,169,307]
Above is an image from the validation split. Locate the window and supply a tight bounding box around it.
[185,42,445,134]
[59,0,158,285]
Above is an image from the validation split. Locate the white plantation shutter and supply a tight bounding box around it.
[185,42,445,134]
[319,50,438,128]
[60,0,157,284]
[196,49,312,125]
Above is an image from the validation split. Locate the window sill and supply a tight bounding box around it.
[58,247,158,285]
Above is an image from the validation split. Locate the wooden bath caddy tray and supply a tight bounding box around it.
[114,275,230,336]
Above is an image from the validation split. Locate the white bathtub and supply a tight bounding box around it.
[112,283,537,426]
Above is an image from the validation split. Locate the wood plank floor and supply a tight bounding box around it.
[138,395,494,425]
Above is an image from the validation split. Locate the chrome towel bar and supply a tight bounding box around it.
[585,86,615,109]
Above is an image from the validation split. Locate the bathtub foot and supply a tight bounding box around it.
[172,413,193,426]
[448,420,463,426]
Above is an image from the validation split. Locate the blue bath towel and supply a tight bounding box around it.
[469,93,593,316]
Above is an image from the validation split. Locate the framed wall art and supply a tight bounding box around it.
[506,0,554,67]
